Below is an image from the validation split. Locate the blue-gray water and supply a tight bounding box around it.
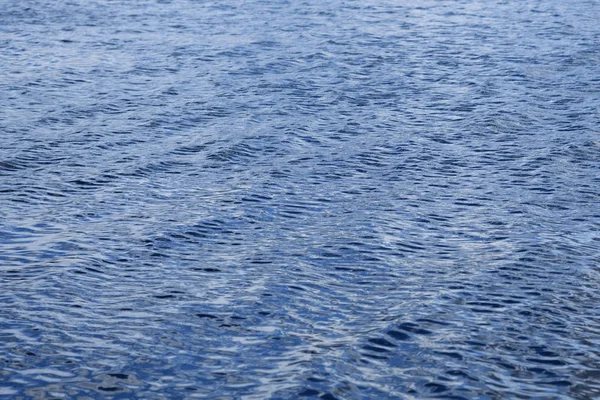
[1,0,600,398]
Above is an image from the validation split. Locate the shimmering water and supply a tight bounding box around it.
[1,0,600,398]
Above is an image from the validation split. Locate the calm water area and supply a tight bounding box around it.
[1,0,600,398]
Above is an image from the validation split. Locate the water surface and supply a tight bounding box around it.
[1,0,600,398]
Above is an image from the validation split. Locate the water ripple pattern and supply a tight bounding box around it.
[1,0,600,398]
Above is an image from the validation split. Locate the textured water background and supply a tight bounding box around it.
[1,0,600,398]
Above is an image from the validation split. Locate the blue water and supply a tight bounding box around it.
[1,0,600,398]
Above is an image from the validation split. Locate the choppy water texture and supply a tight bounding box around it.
[1,0,600,398]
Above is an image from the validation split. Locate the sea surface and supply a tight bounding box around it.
[1,0,600,398]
